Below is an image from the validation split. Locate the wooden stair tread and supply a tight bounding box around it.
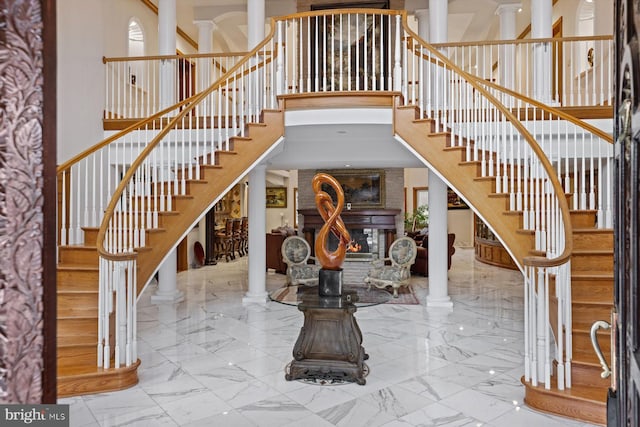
[573,228,614,233]
[572,249,613,254]
[57,315,97,320]
[572,299,614,307]
[57,364,106,377]
[57,360,140,398]
[59,244,96,249]
[57,337,96,347]
[573,326,611,334]
[57,264,99,271]
[573,359,607,370]
[522,375,606,425]
[572,271,614,278]
[58,289,98,294]
[57,359,140,379]
[523,374,607,403]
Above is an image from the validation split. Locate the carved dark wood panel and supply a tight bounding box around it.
[0,0,46,403]
[614,0,640,424]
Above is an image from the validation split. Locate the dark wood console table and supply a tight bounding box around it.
[298,208,400,257]
[270,285,391,385]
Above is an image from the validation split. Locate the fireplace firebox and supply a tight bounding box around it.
[298,209,400,258]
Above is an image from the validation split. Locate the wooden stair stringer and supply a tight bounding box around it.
[395,103,613,426]
[132,109,284,293]
[57,109,284,397]
[394,105,530,267]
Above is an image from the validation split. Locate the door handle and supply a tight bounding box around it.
[590,320,611,379]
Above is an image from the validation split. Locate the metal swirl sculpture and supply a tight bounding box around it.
[312,173,359,270]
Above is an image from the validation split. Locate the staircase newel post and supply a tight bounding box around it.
[393,14,402,92]
[536,267,547,386]
[97,257,105,368]
[524,271,530,382]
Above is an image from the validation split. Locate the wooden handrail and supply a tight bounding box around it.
[56,97,194,174]
[274,8,403,20]
[103,51,251,63]
[96,13,280,261]
[474,78,613,144]
[401,12,573,268]
[430,34,612,49]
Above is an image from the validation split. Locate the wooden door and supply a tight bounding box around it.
[178,57,195,102]
[613,0,640,424]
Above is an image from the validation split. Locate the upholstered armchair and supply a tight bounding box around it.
[411,233,456,276]
[364,237,417,297]
[281,236,321,286]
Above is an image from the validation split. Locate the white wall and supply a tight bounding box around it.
[57,0,194,164]
[265,170,298,232]
[404,168,474,248]
[57,0,105,164]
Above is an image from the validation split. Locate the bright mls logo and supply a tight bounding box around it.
[0,405,69,426]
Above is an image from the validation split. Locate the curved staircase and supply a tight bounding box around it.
[56,109,284,397]
[393,99,613,425]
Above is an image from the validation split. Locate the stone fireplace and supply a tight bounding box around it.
[298,208,401,284]
[296,168,404,284]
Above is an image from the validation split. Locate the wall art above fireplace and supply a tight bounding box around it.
[317,169,385,209]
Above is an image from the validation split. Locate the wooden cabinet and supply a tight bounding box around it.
[473,214,517,270]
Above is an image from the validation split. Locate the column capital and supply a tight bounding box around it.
[414,9,429,20]
[495,3,522,16]
[193,19,215,30]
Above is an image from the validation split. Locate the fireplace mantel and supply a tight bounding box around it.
[298,208,400,256]
[298,208,400,228]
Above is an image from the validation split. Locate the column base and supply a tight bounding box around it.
[426,295,453,309]
[151,290,185,304]
[242,292,269,305]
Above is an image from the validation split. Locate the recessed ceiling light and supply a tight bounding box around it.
[345,164,351,167]
[337,130,347,134]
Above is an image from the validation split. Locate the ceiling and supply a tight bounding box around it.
[164,0,534,171]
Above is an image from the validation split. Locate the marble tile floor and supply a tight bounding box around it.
[60,248,599,427]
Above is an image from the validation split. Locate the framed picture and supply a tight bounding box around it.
[318,169,385,209]
[448,187,469,209]
[266,187,287,208]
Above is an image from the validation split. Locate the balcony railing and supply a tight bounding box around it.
[103,52,247,120]
[432,35,613,107]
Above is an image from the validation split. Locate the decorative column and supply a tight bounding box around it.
[158,0,177,108]
[152,248,185,303]
[427,0,452,309]
[496,4,521,90]
[428,0,447,43]
[531,0,553,103]
[247,0,266,50]
[244,164,268,304]
[194,20,215,93]
[247,0,266,117]
[154,0,180,303]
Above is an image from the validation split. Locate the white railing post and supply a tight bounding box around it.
[276,20,284,96]
[393,14,402,92]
